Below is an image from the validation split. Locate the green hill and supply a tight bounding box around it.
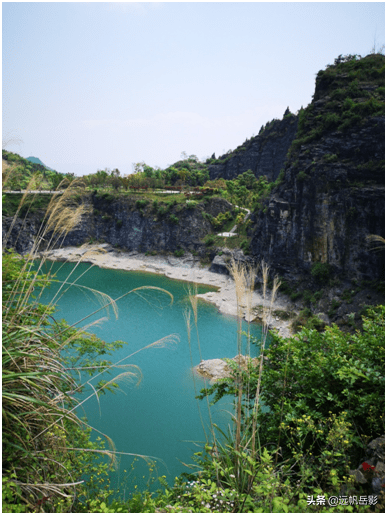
[2,150,67,190]
[26,156,54,171]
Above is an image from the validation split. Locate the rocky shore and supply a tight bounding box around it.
[41,243,296,338]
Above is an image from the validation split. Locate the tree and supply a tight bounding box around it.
[235,211,245,235]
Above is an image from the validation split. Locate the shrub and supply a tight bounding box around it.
[169,214,179,224]
[257,306,385,476]
[290,290,302,301]
[240,240,250,254]
[135,199,148,209]
[328,298,341,317]
[185,200,198,208]
[323,112,340,129]
[296,170,308,181]
[338,113,362,131]
[292,308,325,332]
[311,261,332,283]
[204,235,215,247]
[202,211,214,223]
[174,249,184,257]
[157,204,168,217]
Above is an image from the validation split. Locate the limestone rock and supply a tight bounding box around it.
[209,255,230,275]
[208,115,298,182]
[194,359,231,382]
[194,354,259,383]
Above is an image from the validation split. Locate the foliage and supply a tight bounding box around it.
[135,198,149,209]
[191,301,384,511]
[311,262,332,283]
[289,53,385,161]
[296,170,309,181]
[2,251,126,511]
[292,307,326,332]
[2,181,176,512]
[3,192,54,217]
[2,149,72,191]
[204,235,215,246]
[258,306,385,471]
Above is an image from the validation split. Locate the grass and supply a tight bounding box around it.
[211,234,251,251]
[2,168,179,511]
[2,193,55,217]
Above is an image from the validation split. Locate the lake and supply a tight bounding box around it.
[38,260,265,494]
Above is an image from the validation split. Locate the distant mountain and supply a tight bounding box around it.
[26,156,54,171]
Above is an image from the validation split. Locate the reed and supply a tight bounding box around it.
[189,257,281,506]
[2,174,177,511]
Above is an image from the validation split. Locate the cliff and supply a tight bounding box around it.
[2,193,233,256]
[207,113,298,182]
[249,54,385,283]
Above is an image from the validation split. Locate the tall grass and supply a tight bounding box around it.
[2,172,178,511]
[185,258,282,510]
[180,257,282,509]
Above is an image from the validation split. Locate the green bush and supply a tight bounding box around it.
[135,199,148,209]
[174,249,184,257]
[296,170,308,181]
[323,112,340,129]
[257,306,385,476]
[292,308,325,332]
[328,298,341,317]
[169,214,179,224]
[311,261,332,282]
[240,239,250,254]
[202,211,214,223]
[156,204,166,217]
[324,153,338,162]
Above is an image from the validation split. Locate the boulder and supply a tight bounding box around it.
[194,354,259,383]
[209,255,230,275]
[194,359,231,382]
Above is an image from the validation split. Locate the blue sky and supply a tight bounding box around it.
[2,1,385,176]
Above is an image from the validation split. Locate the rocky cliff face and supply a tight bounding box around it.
[3,194,233,256]
[208,114,298,182]
[249,54,385,283]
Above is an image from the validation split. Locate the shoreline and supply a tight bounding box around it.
[41,244,295,338]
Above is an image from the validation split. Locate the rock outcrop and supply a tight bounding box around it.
[349,436,385,495]
[208,114,298,182]
[249,54,385,283]
[194,354,259,383]
[3,195,233,256]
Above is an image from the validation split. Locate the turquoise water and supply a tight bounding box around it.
[38,261,264,493]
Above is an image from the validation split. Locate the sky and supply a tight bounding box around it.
[2,1,385,176]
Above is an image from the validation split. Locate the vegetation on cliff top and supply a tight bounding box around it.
[289,53,385,158]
